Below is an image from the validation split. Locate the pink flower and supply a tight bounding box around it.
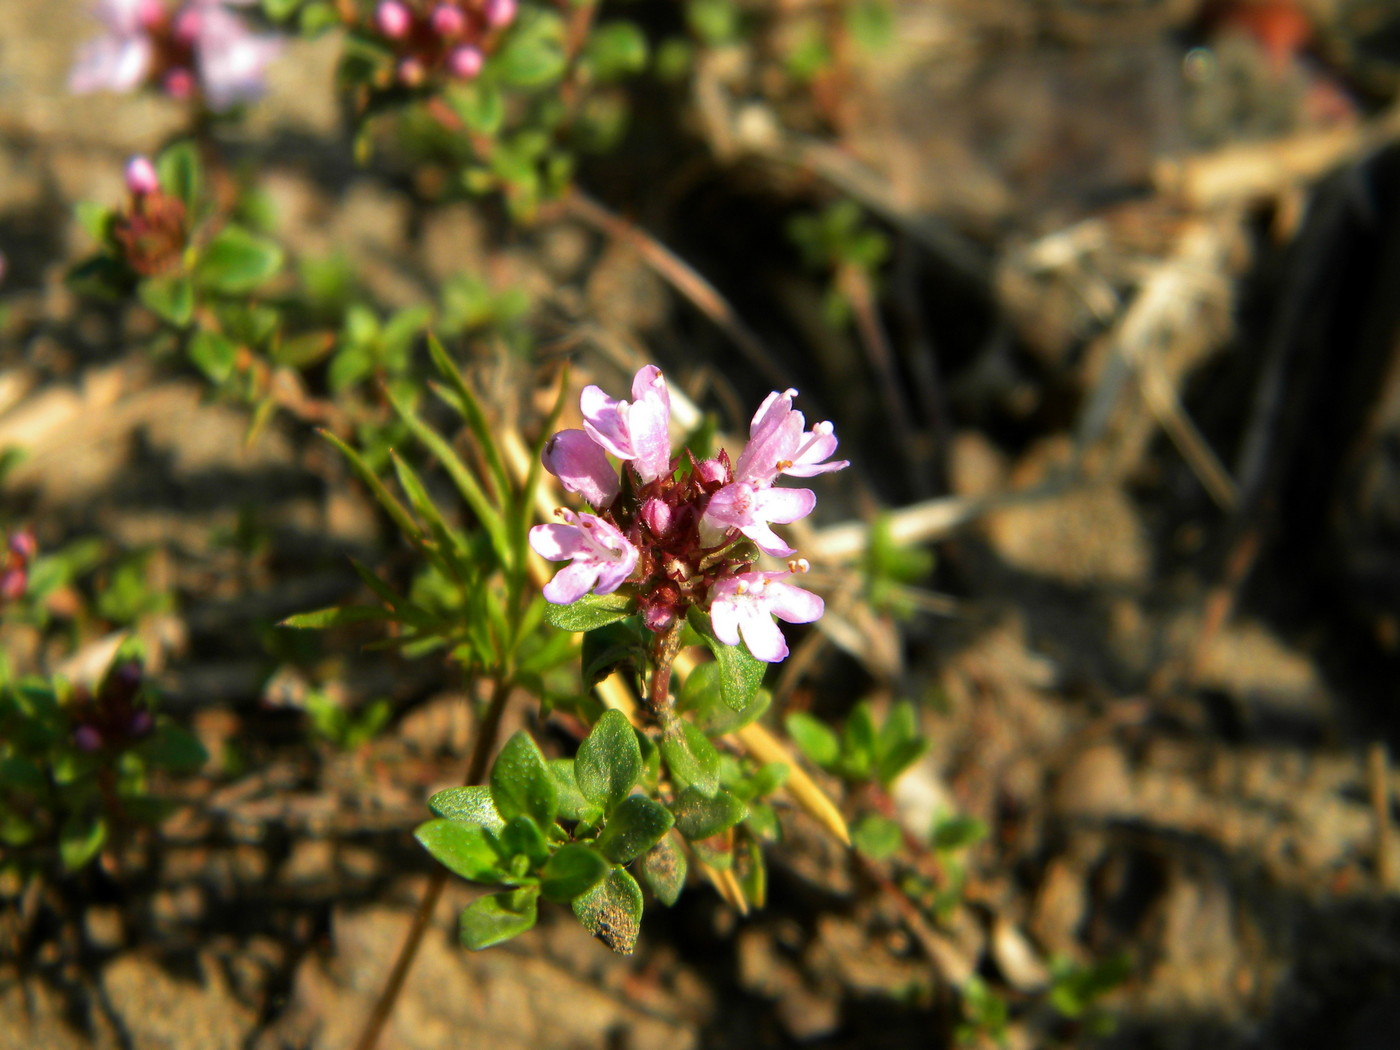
[700,480,814,557]
[734,388,847,487]
[431,3,466,37]
[541,429,619,510]
[708,569,823,663]
[580,365,673,484]
[529,510,638,605]
[446,44,484,79]
[483,0,516,28]
[190,0,281,111]
[375,0,412,38]
[69,0,160,94]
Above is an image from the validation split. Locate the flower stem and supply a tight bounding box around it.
[647,620,685,717]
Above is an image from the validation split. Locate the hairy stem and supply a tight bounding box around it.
[351,676,513,1050]
[647,620,685,718]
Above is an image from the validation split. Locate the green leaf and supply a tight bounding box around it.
[428,785,504,832]
[498,815,550,868]
[59,810,107,872]
[278,604,390,629]
[75,201,114,243]
[686,0,739,45]
[932,814,987,852]
[596,795,673,864]
[575,709,641,812]
[492,8,567,87]
[784,711,840,770]
[138,276,194,327]
[196,226,283,295]
[188,329,237,384]
[852,813,903,861]
[539,844,609,903]
[584,21,649,81]
[448,80,504,136]
[548,758,590,822]
[572,867,643,955]
[659,720,720,796]
[637,836,687,906]
[842,702,877,779]
[581,618,646,686]
[670,786,746,841]
[416,818,503,882]
[299,0,338,34]
[686,608,767,711]
[156,141,201,213]
[261,0,301,21]
[676,661,770,735]
[545,592,635,632]
[320,430,423,545]
[845,0,894,53]
[490,731,558,828]
[136,722,208,771]
[460,889,538,950]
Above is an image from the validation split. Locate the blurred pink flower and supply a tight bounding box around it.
[69,0,162,94]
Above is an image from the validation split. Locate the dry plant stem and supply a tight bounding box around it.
[563,190,792,390]
[1370,742,1393,888]
[351,677,513,1050]
[855,852,973,985]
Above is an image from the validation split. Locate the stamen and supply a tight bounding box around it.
[776,459,793,471]
[787,558,810,574]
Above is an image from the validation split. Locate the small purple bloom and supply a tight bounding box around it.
[700,480,815,556]
[581,365,673,484]
[74,725,105,753]
[542,429,619,510]
[734,388,848,487]
[709,569,823,663]
[529,510,638,605]
[8,529,37,561]
[0,567,26,602]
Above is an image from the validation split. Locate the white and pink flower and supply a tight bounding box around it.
[708,568,824,663]
[529,510,638,606]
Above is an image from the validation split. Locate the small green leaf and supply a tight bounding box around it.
[188,329,237,383]
[784,711,840,769]
[584,21,648,81]
[490,731,558,828]
[156,141,201,213]
[576,709,641,812]
[448,80,504,135]
[59,810,107,872]
[842,702,877,779]
[429,785,505,832]
[492,8,567,87]
[139,275,194,327]
[572,868,643,955]
[548,758,590,822]
[932,814,987,852]
[539,844,609,903]
[498,815,550,868]
[75,201,114,243]
[687,608,766,711]
[637,836,687,906]
[670,786,746,841]
[581,618,646,686]
[676,661,770,735]
[416,818,503,882]
[278,604,389,629]
[545,592,635,632]
[460,889,538,950]
[196,226,283,295]
[852,813,904,861]
[659,720,720,796]
[596,795,673,864]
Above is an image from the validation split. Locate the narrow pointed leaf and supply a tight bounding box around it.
[320,430,423,544]
[426,335,511,504]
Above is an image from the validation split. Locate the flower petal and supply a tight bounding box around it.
[737,605,788,662]
[543,561,598,605]
[542,429,619,509]
[766,580,824,624]
[580,384,633,460]
[751,486,815,524]
[739,520,795,557]
[528,522,584,562]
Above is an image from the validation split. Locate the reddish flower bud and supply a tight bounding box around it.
[640,497,673,538]
[431,3,466,37]
[8,529,36,561]
[396,55,426,86]
[74,725,104,753]
[483,0,516,28]
[163,67,196,99]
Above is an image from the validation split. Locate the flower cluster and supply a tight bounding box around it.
[1,529,36,606]
[530,366,847,663]
[111,156,188,276]
[70,0,281,112]
[370,0,518,87]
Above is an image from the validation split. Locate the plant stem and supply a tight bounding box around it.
[647,620,685,718]
[351,676,512,1050]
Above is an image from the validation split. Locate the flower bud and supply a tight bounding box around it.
[163,67,196,100]
[375,0,413,38]
[445,44,483,79]
[694,456,729,487]
[74,725,104,753]
[172,8,202,45]
[125,155,160,197]
[0,568,26,602]
[640,497,673,538]
[396,56,426,86]
[8,529,36,561]
[483,0,516,28]
[136,0,165,30]
[128,710,155,739]
[430,3,466,37]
